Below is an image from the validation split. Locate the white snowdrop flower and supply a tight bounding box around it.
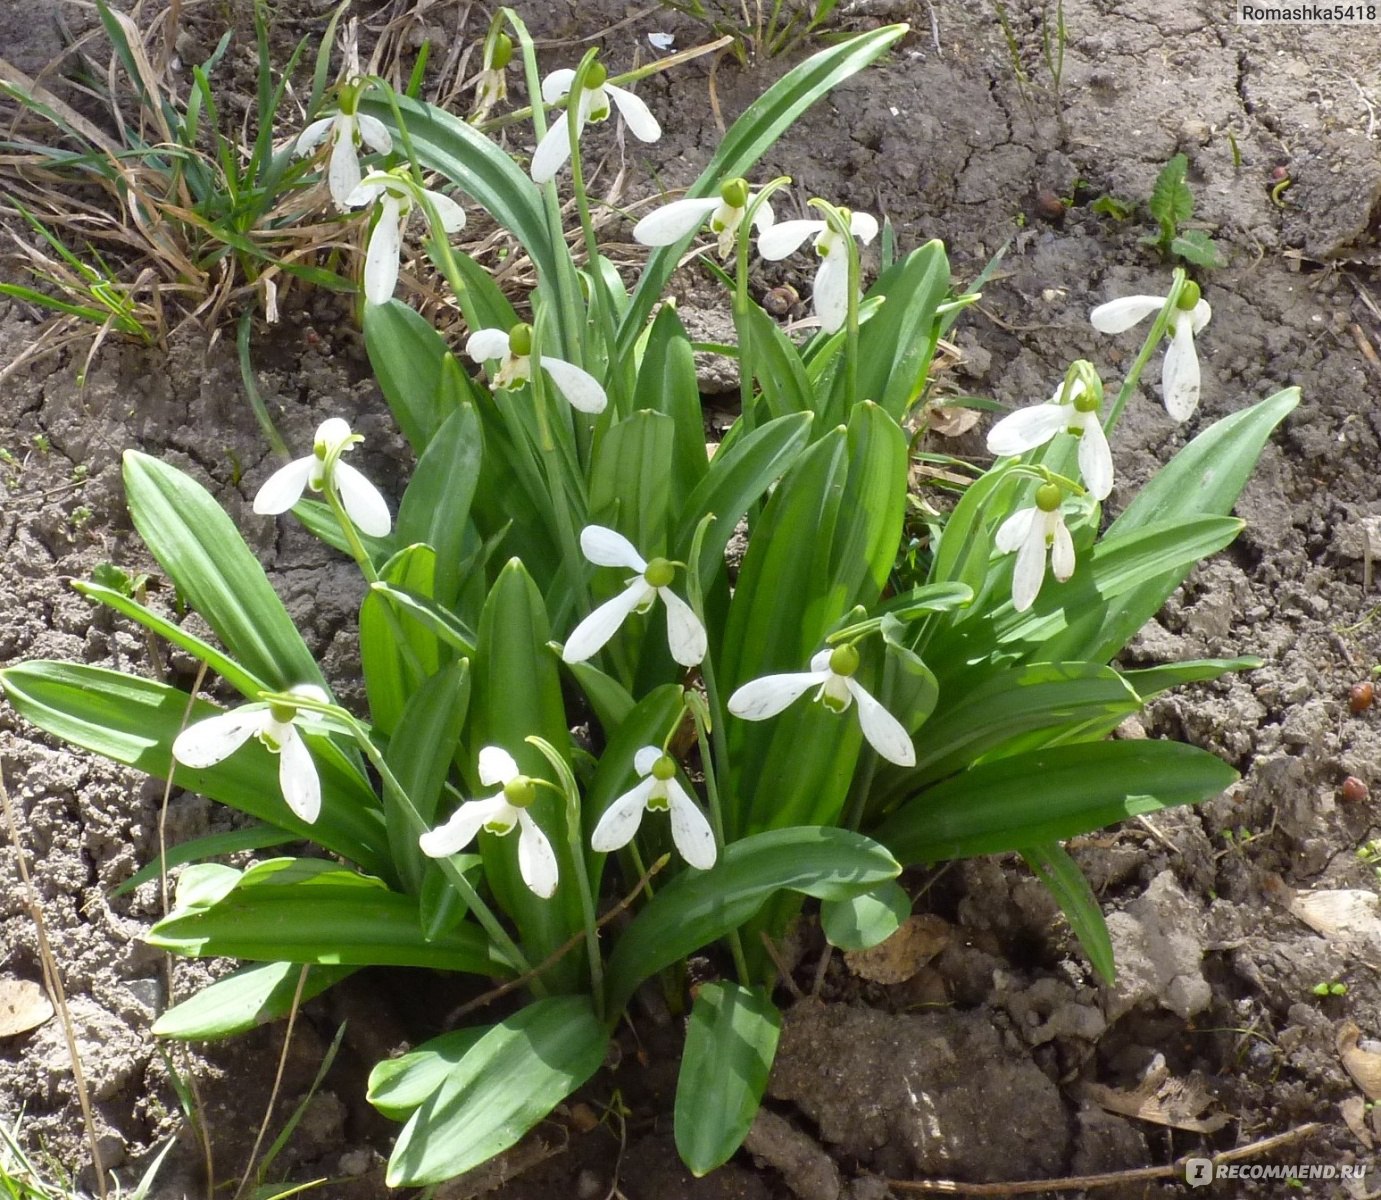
[294,98,393,211]
[173,684,329,823]
[344,169,467,305]
[418,746,559,898]
[562,526,706,668]
[465,323,607,414]
[727,644,915,767]
[1090,282,1212,422]
[632,177,775,259]
[994,482,1075,613]
[986,376,1112,502]
[253,417,392,538]
[757,206,878,333]
[591,746,716,869]
[531,62,661,184]
[473,32,512,120]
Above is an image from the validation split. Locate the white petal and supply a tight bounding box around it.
[1161,317,1200,421]
[277,729,321,823]
[1049,514,1076,582]
[751,199,775,232]
[1089,294,1164,334]
[632,197,721,246]
[658,588,707,666]
[315,417,353,451]
[1077,415,1114,502]
[562,580,653,663]
[355,114,393,155]
[849,211,879,244]
[1190,298,1212,334]
[344,179,388,209]
[363,196,402,305]
[172,707,266,768]
[516,812,559,897]
[579,525,646,570]
[994,506,1038,554]
[666,780,717,869]
[539,356,608,414]
[294,117,334,156]
[812,255,849,334]
[1011,517,1048,612]
[808,649,834,673]
[591,779,655,852]
[846,681,916,767]
[986,404,1069,456]
[252,457,315,515]
[333,460,392,537]
[327,130,363,211]
[606,84,661,142]
[419,796,511,858]
[757,219,825,261]
[423,189,467,234]
[530,119,573,184]
[466,328,512,362]
[540,69,577,104]
[727,671,829,720]
[478,746,520,788]
[632,745,663,776]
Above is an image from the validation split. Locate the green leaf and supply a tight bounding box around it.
[153,962,356,1040]
[740,304,813,419]
[1148,153,1193,236]
[360,545,444,736]
[122,452,324,693]
[367,581,478,658]
[674,983,781,1176]
[1120,656,1261,699]
[633,305,709,507]
[109,824,295,898]
[876,741,1238,863]
[927,463,1015,599]
[1170,230,1224,269]
[0,663,390,877]
[1021,843,1114,985]
[386,997,606,1187]
[362,300,454,455]
[605,827,899,1013]
[147,858,507,974]
[588,411,676,556]
[367,1027,487,1121]
[819,879,911,951]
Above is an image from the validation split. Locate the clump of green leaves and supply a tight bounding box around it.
[1145,153,1224,268]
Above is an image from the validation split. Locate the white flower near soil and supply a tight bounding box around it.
[1090,282,1212,422]
[418,746,559,898]
[473,32,513,120]
[562,526,707,668]
[531,63,661,184]
[757,207,878,333]
[591,746,717,869]
[465,323,607,414]
[995,482,1076,613]
[253,417,392,537]
[986,378,1113,501]
[344,169,466,305]
[727,644,916,767]
[633,177,775,259]
[173,684,329,823]
[294,106,394,212]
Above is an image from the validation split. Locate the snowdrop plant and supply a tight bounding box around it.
[294,81,394,211]
[0,13,1298,1195]
[346,168,467,305]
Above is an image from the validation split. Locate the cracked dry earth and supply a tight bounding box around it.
[4,1,1381,1197]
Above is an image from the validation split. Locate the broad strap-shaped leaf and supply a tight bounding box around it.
[385,997,607,1186]
[1021,843,1115,985]
[360,545,445,737]
[633,305,709,509]
[587,410,676,556]
[819,879,911,951]
[605,827,899,1014]
[675,983,781,1176]
[739,303,813,420]
[122,452,325,693]
[110,824,295,898]
[367,1026,487,1121]
[363,300,458,455]
[1120,656,1261,700]
[874,740,1238,863]
[153,961,356,1040]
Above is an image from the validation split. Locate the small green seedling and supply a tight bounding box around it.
[1144,154,1224,268]
[1311,980,1347,998]
[1091,194,1134,221]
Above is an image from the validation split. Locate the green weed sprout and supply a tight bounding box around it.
[0,7,1298,1193]
[1145,153,1226,268]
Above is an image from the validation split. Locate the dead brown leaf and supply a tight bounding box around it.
[0,976,53,1038]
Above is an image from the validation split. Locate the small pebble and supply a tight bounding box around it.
[1349,682,1374,714]
[1034,189,1066,222]
[1340,776,1368,804]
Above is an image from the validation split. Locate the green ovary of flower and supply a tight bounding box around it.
[508,322,533,356]
[643,558,675,588]
[268,702,297,724]
[1177,281,1201,311]
[651,755,677,782]
[828,643,860,678]
[490,33,513,69]
[1035,482,1063,512]
[503,776,536,808]
[1073,388,1100,414]
[584,61,608,90]
[720,177,749,208]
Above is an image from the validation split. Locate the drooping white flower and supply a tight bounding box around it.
[418,746,558,898]
[727,644,915,767]
[344,169,466,305]
[591,746,716,869]
[472,31,512,120]
[633,177,775,259]
[531,63,661,184]
[986,377,1113,501]
[294,107,394,211]
[562,526,706,668]
[1090,283,1212,422]
[994,482,1075,613]
[253,417,391,537]
[757,207,878,333]
[465,323,607,414]
[172,684,329,823]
